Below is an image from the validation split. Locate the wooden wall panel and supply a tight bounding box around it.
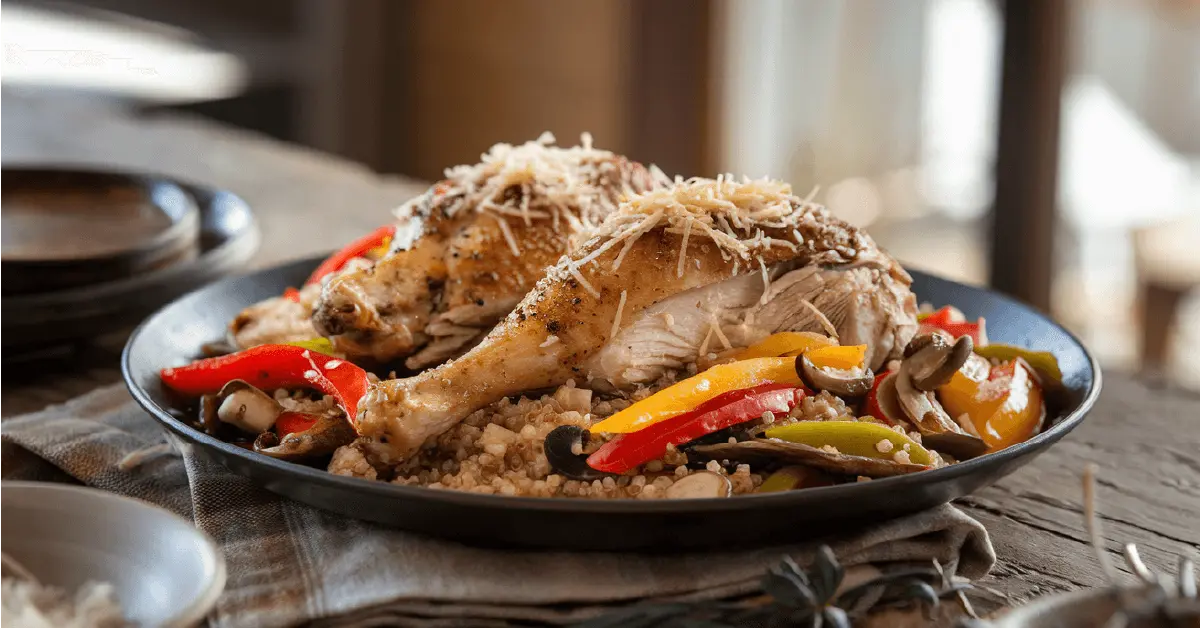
[393,0,633,181]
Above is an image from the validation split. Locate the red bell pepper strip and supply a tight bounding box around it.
[921,319,987,346]
[160,344,370,424]
[275,411,319,437]
[282,287,302,302]
[919,305,962,326]
[864,371,896,426]
[305,224,397,286]
[586,384,804,474]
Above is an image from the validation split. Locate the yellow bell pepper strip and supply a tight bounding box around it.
[733,332,835,360]
[756,465,835,492]
[937,358,1044,452]
[938,353,999,425]
[805,344,867,371]
[285,337,339,357]
[764,420,933,465]
[973,343,1062,383]
[588,358,804,434]
[585,384,803,474]
[160,344,370,425]
[975,361,1044,451]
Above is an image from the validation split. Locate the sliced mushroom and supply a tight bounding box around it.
[543,426,611,481]
[893,361,965,436]
[907,334,973,391]
[796,355,874,397]
[216,380,283,433]
[690,440,928,478]
[921,433,988,460]
[198,394,221,435]
[666,471,732,498]
[253,412,356,460]
[903,329,953,358]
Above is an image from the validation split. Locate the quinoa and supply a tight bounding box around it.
[768,391,850,429]
[328,444,377,480]
[379,383,765,498]
[273,390,338,415]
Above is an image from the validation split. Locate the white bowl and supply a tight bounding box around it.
[2,482,226,627]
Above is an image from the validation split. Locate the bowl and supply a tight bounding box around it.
[1,482,226,626]
[122,257,1101,551]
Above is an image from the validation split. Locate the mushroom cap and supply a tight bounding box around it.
[253,412,356,460]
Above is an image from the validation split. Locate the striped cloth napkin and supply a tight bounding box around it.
[1,385,995,627]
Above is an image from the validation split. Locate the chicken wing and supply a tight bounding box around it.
[312,133,658,366]
[357,177,918,462]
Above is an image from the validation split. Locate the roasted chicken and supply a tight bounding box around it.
[229,283,322,349]
[311,133,659,366]
[357,177,918,462]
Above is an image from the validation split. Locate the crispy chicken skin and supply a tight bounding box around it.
[311,133,658,366]
[357,178,918,462]
[229,283,322,349]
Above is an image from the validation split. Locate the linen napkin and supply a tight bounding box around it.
[1,385,996,627]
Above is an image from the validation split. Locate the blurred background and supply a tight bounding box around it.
[3,0,1198,388]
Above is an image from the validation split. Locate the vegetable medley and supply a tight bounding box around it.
[162,285,1062,497]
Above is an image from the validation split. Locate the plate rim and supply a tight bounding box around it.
[122,256,1102,515]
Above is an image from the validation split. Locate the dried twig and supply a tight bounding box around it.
[1083,463,1119,583]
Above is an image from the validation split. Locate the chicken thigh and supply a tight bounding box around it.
[357,177,918,462]
[312,133,658,366]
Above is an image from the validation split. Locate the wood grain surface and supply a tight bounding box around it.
[3,89,1197,620]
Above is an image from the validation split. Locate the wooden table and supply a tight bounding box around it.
[3,90,1197,618]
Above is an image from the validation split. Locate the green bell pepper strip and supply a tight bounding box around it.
[763,421,933,465]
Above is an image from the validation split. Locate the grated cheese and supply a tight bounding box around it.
[797,298,839,339]
[609,290,628,338]
[567,176,819,284]
[567,264,600,298]
[392,132,654,253]
[757,257,771,305]
[493,213,522,256]
[675,217,694,278]
[709,313,732,351]
[698,324,715,357]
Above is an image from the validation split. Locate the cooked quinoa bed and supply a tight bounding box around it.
[326,380,889,499]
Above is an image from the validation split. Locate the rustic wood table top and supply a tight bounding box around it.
[3,89,1197,618]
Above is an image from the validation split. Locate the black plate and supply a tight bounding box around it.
[2,168,201,296]
[3,176,258,351]
[123,258,1101,551]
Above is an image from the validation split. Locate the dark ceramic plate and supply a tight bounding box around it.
[123,258,1101,551]
[1,168,201,296]
[4,175,258,351]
